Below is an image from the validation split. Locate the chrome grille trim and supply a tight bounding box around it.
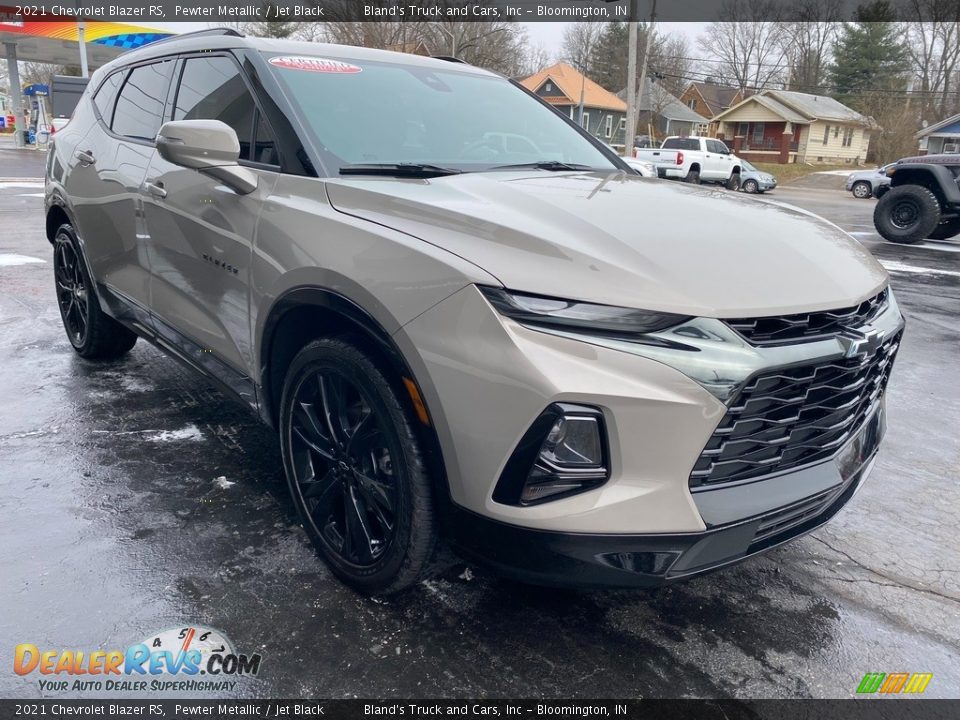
[690,331,901,488]
[726,289,889,345]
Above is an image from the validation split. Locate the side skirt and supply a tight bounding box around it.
[96,282,261,418]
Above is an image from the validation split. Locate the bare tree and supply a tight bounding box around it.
[697,0,788,92]
[903,0,960,121]
[649,33,692,98]
[422,21,532,76]
[561,23,604,74]
[779,0,841,93]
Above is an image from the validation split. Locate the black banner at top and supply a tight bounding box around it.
[3,0,957,23]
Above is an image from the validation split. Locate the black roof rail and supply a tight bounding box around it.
[143,27,245,48]
[432,56,468,64]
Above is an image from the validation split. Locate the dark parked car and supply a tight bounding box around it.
[873,154,960,243]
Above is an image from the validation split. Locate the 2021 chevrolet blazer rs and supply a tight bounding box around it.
[46,29,903,593]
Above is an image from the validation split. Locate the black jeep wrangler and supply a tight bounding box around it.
[873,154,960,244]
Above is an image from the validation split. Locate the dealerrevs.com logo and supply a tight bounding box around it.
[14,625,262,693]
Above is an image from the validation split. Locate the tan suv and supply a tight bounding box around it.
[45,29,904,594]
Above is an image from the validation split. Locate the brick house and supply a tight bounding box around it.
[679,81,745,135]
[711,89,874,165]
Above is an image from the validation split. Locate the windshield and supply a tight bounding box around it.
[264,53,618,175]
[741,160,757,172]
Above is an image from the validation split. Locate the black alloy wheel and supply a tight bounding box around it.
[280,339,436,594]
[54,235,89,347]
[290,369,398,566]
[52,225,138,359]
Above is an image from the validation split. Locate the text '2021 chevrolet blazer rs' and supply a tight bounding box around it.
[45,29,904,594]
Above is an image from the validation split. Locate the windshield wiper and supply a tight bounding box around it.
[339,163,462,178]
[488,160,595,172]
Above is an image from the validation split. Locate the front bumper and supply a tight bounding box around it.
[448,405,884,587]
[395,284,902,584]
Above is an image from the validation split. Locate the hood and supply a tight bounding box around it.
[325,172,887,318]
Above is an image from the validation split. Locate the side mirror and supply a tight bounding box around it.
[156,119,257,195]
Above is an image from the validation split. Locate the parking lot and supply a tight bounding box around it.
[1,145,958,699]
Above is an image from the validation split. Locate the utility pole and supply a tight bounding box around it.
[623,0,657,157]
[76,2,89,78]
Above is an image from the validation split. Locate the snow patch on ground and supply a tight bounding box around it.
[879,259,960,278]
[0,181,45,189]
[145,425,204,443]
[0,254,45,266]
[213,476,235,489]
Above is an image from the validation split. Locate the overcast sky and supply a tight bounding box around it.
[140,21,710,63]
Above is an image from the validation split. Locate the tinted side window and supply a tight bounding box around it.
[112,60,174,141]
[252,112,277,165]
[93,71,124,123]
[174,56,259,160]
[662,138,698,151]
[707,140,725,154]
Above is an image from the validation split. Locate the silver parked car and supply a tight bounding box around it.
[739,159,777,193]
[846,165,892,198]
[45,30,903,593]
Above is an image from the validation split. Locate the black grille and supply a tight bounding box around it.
[690,332,900,488]
[727,289,888,345]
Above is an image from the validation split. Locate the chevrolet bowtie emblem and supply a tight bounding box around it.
[839,327,882,358]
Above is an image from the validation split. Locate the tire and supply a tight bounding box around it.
[279,338,436,595]
[53,224,137,360]
[873,185,942,245]
[727,173,741,191]
[684,169,700,184]
[851,181,872,199]
[928,217,960,240]
[742,179,759,194]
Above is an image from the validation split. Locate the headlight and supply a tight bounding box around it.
[479,287,690,337]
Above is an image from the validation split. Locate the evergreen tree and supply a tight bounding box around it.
[828,1,910,112]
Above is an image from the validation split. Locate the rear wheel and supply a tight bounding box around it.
[279,338,436,595]
[742,179,759,194]
[929,217,960,240]
[851,181,872,199]
[53,224,137,360]
[873,185,942,244]
[684,169,700,184]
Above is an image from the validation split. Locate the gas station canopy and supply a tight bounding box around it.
[0,18,173,68]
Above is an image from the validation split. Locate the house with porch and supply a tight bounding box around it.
[679,81,745,135]
[711,89,873,165]
[520,63,628,146]
[916,113,960,155]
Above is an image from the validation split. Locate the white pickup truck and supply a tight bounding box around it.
[635,136,743,188]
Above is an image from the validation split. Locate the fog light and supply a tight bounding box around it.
[494,404,609,506]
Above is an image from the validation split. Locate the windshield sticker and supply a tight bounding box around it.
[268,56,362,74]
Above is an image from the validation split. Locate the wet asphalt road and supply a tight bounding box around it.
[1,151,958,700]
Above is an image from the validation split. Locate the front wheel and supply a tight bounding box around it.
[851,181,872,199]
[53,224,137,359]
[873,185,942,244]
[742,179,759,194]
[279,338,436,595]
[727,173,741,191]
